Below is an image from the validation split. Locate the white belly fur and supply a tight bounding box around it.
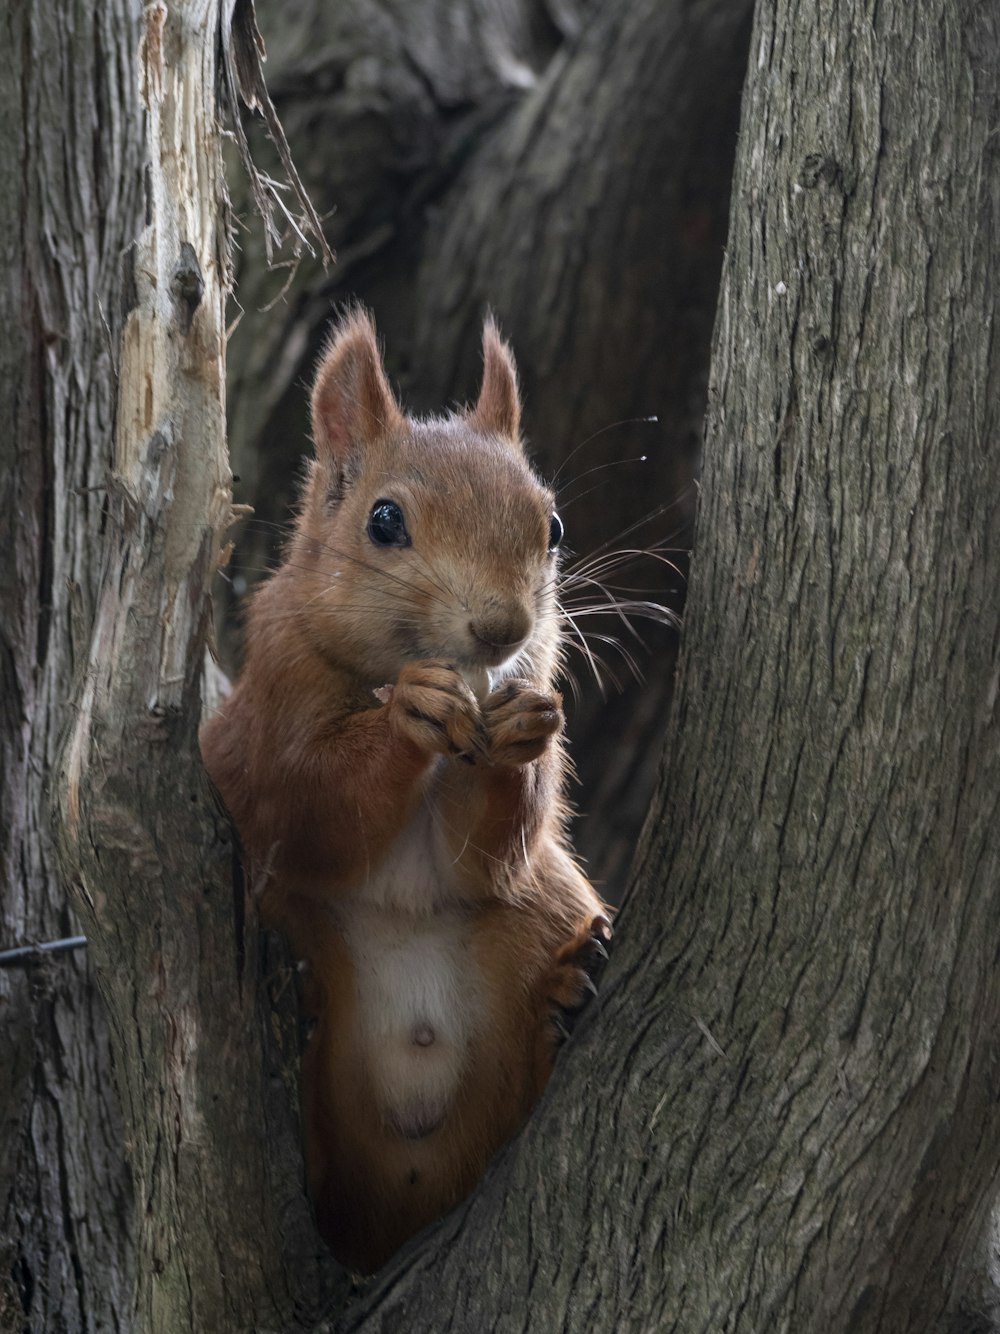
[338,797,487,1137]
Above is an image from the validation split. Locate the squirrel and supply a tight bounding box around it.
[200,310,611,1273]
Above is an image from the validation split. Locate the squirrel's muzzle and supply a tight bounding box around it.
[468,605,532,661]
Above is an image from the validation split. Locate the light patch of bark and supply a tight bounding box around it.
[51,2,335,1328]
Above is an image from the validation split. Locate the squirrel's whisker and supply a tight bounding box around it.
[548,415,659,488]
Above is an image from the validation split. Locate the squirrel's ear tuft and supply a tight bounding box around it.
[468,317,521,443]
[310,309,404,465]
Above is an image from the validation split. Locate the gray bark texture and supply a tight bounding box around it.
[1,4,140,1329]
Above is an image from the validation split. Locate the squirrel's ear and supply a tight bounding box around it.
[310,310,404,465]
[467,317,521,443]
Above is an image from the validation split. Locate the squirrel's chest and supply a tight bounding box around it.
[356,790,461,915]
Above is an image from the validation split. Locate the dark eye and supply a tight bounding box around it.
[367,499,410,547]
[548,512,564,550]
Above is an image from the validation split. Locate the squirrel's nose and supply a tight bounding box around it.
[468,605,531,656]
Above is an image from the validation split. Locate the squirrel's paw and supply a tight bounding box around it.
[482,679,562,766]
[545,913,614,1024]
[389,660,487,761]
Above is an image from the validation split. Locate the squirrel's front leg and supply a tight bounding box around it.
[231,660,484,910]
[323,659,484,879]
[436,677,563,886]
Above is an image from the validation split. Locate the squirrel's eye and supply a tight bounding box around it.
[367,499,410,547]
[548,512,564,550]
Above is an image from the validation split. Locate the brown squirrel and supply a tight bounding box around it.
[200,310,610,1273]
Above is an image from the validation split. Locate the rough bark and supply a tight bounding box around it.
[221,0,754,889]
[0,4,140,1329]
[334,1,1000,1330]
[39,2,333,1330]
[641,2,1000,1323]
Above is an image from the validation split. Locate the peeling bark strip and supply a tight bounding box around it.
[50,1,332,1328]
[220,0,334,265]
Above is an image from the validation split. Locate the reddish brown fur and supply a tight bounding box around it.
[201,311,608,1273]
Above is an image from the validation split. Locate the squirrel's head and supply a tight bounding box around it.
[289,309,563,689]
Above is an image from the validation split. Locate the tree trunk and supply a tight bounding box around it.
[334,1,1000,1330]
[638,1,1000,1322]
[0,5,140,1328]
[21,2,333,1330]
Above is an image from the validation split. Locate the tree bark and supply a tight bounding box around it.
[36,2,333,1330]
[0,4,140,1328]
[642,2,1000,1323]
[335,1,1000,1330]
